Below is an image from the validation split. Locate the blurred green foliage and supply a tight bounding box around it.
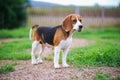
[0,0,29,29]
[0,27,29,39]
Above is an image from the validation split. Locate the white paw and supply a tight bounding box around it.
[54,64,60,69]
[37,58,43,64]
[31,60,38,65]
[63,64,69,68]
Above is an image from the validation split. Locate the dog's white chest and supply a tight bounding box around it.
[59,37,72,49]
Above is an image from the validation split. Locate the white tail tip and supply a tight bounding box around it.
[29,28,32,40]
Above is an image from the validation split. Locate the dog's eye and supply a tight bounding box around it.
[72,19,77,23]
[79,19,82,22]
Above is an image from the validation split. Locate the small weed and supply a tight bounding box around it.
[70,74,78,80]
[44,51,63,63]
[0,64,14,74]
[114,75,120,80]
[44,52,54,61]
[93,72,112,80]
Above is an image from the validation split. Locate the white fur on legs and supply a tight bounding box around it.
[37,57,43,64]
[31,40,39,64]
[54,46,60,68]
[62,47,69,67]
[37,44,44,64]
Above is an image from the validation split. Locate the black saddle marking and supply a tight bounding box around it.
[37,25,61,45]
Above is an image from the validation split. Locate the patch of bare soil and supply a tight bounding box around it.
[0,38,119,80]
[0,38,27,44]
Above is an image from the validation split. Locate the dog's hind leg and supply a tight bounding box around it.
[37,44,45,64]
[31,40,39,64]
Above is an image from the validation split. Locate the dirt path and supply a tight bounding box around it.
[0,38,27,44]
[0,38,119,80]
[1,60,119,80]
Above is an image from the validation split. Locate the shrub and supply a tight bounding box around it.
[0,0,28,29]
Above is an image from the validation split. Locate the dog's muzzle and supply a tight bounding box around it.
[78,25,83,32]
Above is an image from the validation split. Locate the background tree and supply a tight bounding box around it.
[0,0,29,29]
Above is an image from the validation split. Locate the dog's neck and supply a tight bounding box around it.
[69,29,75,38]
[60,26,68,37]
[60,25,75,39]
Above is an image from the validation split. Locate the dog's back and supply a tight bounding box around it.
[31,25,61,45]
[38,25,61,45]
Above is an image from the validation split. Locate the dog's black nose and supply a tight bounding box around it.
[79,25,83,28]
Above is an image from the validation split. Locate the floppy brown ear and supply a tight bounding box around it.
[62,15,72,32]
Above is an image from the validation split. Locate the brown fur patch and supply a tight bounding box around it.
[53,28,68,46]
[32,30,44,44]
[62,15,72,32]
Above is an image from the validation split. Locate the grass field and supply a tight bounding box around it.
[68,40,120,67]
[0,27,29,39]
[0,40,31,60]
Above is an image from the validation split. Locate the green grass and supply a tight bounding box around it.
[74,27,120,40]
[0,27,29,39]
[0,40,31,60]
[67,40,120,67]
[114,75,120,80]
[0,64,14,74]
[93,72,112,80]
[94,72,120,80]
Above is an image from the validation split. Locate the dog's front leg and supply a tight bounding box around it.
[31,41,39,64]
[62,47,70,67]
[54,46,61,68]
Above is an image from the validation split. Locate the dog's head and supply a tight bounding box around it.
[62,14,83,32]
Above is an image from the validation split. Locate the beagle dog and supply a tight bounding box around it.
[29,14,83,68]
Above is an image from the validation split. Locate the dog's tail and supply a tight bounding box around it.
[29,25,39,40]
